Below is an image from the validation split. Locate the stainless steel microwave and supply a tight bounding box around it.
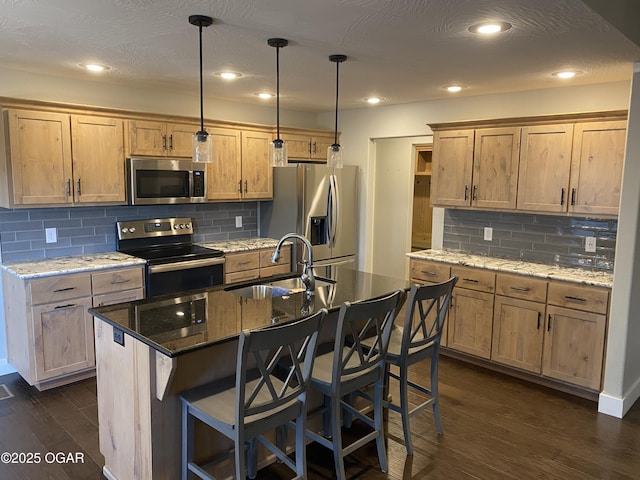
[127,157,207,205]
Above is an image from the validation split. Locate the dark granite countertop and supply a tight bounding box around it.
[89,266,410,358]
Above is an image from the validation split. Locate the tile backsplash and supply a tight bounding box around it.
[443,209,616,271]
[0,203,258,263]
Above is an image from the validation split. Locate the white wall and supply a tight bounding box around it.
[599,63,640,417]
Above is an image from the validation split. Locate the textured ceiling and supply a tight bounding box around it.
[1,0,639,112]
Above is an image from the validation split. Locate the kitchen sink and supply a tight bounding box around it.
[226,276,335,299]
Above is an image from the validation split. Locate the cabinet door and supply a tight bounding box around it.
[543,305,606,390]
[569,120,626,216]
[517,124,574,213]
[431,129,474,207]
[491,296,545,373]
[71,115,126,203]
[127,120,167,156]
[241,131,272,199]
[167,122,199,158]
[32,297,95,381]
[282,133,311,159]
[448,288,493,359]
[8,109,72,205]
[472,127,520,209]
[207,127,242,200]
[311,135,334,160]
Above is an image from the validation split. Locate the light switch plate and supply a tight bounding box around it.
[484,227,493,241]
[235,216,242,228]
[45,227,57,243]
[585,236,597,253]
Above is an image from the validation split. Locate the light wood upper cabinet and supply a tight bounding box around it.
[473,127,520,209]
[431,129,474,207]
[569,120,627,216]
[126,119,198,158]
[517,123,574,213]
[208,128,272,200]
[207,127,242,200]
[6,109,73,205]
[281,131,335,162]
[71,115,126,203]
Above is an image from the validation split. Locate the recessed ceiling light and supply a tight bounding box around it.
[469,22,512,34]
[80,63,111,72]
[365,97,381,104]
[552,70,583,79]
[256,92,274,99]
[215,71,242,80]
[445,85,463,93]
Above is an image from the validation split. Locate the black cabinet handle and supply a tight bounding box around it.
[547,314,552,332]
[169,134,174,150]
[571,188,576,206]
[66,179,71,196]
[462,278,479,283]
[76,178,81,196]
[537,312,541,330]
[421,270,437,276]
[560,188,565,205]
[54,303,76,309]
[464,185,469,201]
[238,180,242,193]
[472,185,478,201]
[510,286,530,292]
[244,180,248,193]
[53,287,75,293]
[565,295,587,304]
[162,135,167,151]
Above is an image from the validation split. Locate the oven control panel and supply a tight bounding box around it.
[117,217,194,240]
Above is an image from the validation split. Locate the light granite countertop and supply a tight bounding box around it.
[1,238,286,279]
[407,249,614,288]
[1,252,147,280]
[199,238,287,253]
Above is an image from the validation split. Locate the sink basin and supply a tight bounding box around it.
[226,276,335,299]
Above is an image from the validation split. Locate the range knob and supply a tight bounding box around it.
[185,223,192,229]
[121,227,129,234]
[129,227,136,233]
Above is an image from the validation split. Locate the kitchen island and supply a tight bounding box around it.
[89,265,410,480]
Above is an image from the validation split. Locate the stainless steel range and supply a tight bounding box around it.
[116,217,225,297]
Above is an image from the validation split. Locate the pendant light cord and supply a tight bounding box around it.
[276,44,281,140]
[334,60,340,145]
[198,24,205,133]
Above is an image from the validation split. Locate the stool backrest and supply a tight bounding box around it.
[401,276,457,360]
[236,308,327,422]
[333,289,405,384]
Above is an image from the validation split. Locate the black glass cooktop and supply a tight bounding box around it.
[123,244,224,264]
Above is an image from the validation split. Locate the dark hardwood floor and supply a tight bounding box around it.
[1,356,639,479]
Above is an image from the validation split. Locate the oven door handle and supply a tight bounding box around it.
[148,257,226,274]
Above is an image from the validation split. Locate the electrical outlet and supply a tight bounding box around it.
[235,216,242,228]
[45,227,57,243]
[585,236,597,253]
[484,227,493,241]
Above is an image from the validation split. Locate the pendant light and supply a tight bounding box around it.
[328,54,347,168]
[268,38,288,167]
[189,15,214,163]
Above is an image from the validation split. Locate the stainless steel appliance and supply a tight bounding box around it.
[127,157,207,205]
[260,164,358,267]
[116,217,225,297]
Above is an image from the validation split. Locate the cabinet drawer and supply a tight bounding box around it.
[93,288,144,308]
[451,266,495,293]
[259,264,291,278]
[92,268,144,296]
[260,245,291,268]
[30,274,92,305]
[410,260,451,283]
[225,251,260,273]
[225,269,260,284]
[495,273,547,303]
[547,282,609,314]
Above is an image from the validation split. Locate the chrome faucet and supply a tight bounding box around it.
[271,233,316,294]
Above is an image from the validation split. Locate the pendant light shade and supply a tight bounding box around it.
[268,38,288,167]
[189,15,214,163]
[328,54,347,168]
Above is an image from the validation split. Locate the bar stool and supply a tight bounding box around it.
[378,277,457,455]
[305,289,405,480]
[180,308,327,480]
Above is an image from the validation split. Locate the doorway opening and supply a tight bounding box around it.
[411,145,433,251]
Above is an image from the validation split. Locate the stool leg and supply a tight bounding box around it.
[295,412,307,479]
[374,376,388,472]
[399,363,413,455]
[431,355,443,434]
[235,434,247,480]
[182,404,195,480]
[331,393,347,480]
[247,439,258,479]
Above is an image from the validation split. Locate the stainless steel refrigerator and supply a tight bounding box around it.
[260,164,358,267]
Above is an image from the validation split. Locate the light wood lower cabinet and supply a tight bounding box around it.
[409,258,610,393]
[409,258,451,347]
[224,245,291,284]
[2,266,144,390]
